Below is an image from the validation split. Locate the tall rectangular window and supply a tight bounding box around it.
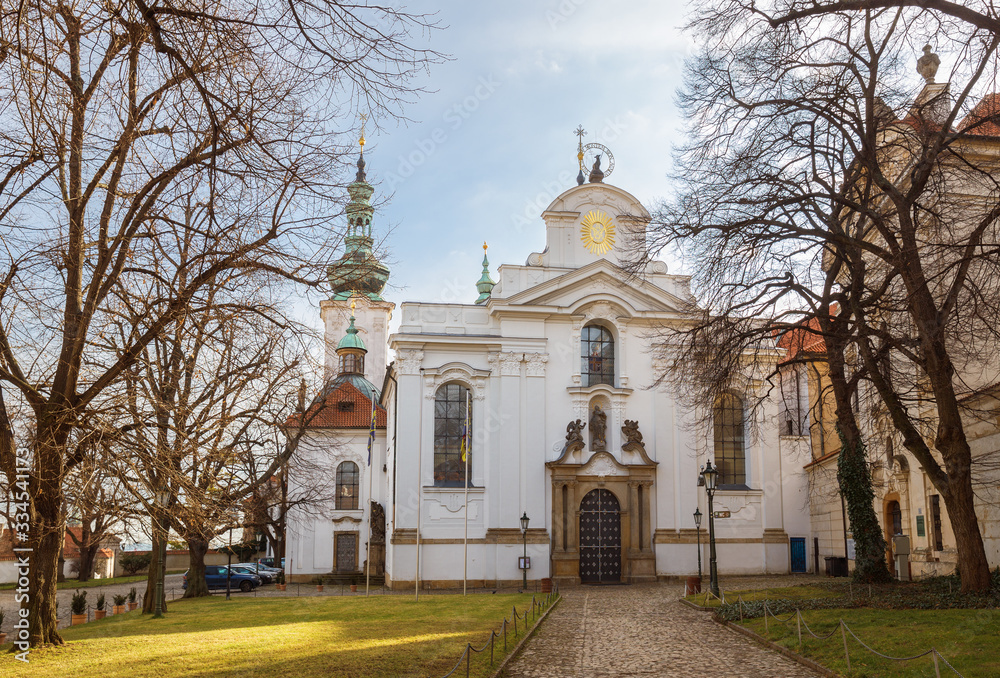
[434,383,472,487]
[931,495,944,551]
[581,325,614,387]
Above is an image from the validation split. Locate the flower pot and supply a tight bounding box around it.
[685,576,702,596]
[128,602,138,611]
[316,585,324,592]
[71,613,87,626]
[95,610,107,620]
[0,632,7,645]
[112,605,125,615]
[276,584,286,591]
[350,585,357,592]
[540,578,553,593]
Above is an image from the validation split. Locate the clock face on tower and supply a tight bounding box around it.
[580,210,616,255]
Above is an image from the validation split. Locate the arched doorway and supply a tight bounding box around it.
[885,499,902,569]
[579,488,621,583]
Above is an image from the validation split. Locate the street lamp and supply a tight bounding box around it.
[693,508,703,583]
[226,528,233,601]
[701,460,720,598]
[153,489,170,619]
[519,512,530,592]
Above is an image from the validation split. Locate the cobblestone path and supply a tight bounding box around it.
[505,583,819,677]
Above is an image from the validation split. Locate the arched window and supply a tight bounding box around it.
[581,324,614,387]
[713,392,746,486]
[335,461,359,510]
[340,352,363,375]
[434,383,472,487]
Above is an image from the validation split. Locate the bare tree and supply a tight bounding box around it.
[647,1,1000,590]
[0,0,439,644]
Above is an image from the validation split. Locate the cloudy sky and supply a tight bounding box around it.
[347,1,693,322]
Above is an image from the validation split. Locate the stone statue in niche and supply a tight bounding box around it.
[590,405,607,451]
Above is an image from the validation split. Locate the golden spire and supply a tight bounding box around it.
[359,112,367,149]
[574,125,587,170]
[483,241,488,252]
[350,298,357,313]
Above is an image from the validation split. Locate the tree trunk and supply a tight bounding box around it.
[77,542,98,583]
[142,526,169,613]
[183,537,211,598]
[28,469,66,646]
[822,308,892,584]
[942,444,992,592]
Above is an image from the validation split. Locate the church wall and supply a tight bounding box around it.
[286,429,386,580]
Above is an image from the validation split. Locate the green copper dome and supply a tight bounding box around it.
[475,242,495,305]
[337,314,367,351]
[328,150,390,301]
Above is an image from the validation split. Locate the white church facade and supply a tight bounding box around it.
[285,143,813,587]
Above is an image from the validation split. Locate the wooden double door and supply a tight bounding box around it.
[579,489,622,583]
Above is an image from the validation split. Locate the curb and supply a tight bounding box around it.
[678,597,715,611]
[491,594,562,678]
[714,617,839,678]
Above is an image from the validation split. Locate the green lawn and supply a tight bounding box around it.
[686,584,837,607]
[741,608,1000,678]
[1,592,552,678]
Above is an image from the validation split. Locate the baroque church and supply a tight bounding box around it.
[284,136,812,587]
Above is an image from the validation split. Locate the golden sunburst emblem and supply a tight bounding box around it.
[580,210,616,255]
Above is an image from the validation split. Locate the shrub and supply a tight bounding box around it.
[0,607,5,627]
[120,553,152,575]
[127,587,137,603]
[71,590,87,615]
[95,594,106,611]
[112,594,127,607]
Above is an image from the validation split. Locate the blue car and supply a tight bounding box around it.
[182,566,261,592]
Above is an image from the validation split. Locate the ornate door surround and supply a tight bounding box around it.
[547,446,656,584]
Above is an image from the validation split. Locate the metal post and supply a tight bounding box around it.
[696,523,702,581]
[521,529,528,592]
[841,621,850,671]
[226,543,232,601]
[707,490,719,598]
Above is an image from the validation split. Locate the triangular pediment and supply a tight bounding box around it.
[500,260,695,316]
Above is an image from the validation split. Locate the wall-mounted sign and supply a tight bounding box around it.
[713,510,731,519]
[518,557,531,570]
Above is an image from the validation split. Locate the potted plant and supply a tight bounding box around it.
[112,593,127,615]
[350,582,357,593]
[275,571,286,591]
[0,607,7,645]
[95,594,107,620]
[71,590,88,626]
[127,587,138,611]
[314,576,324,592]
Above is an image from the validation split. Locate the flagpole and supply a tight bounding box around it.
[366,392,377,597]
[463,390,470,596]
[416,370,423,601]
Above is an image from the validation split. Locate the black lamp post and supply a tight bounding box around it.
[693,507,703,582]
[519,512,529,592]
[225,529,233,601]
[153,489,170,618]
[701,460,720,597]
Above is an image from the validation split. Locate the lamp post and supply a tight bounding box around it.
[693,508,703,582]
[701,460,720,598]
[153,489,170,619]
[519,512,529,592]
[226,528,233,601]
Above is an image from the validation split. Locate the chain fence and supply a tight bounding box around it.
[438,587,560,678]
[750,596,966,678]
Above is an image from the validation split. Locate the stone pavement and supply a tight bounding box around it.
[504,583,820,677]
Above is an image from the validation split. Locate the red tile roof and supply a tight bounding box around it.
[0,527,115,561]
[959,93,1000,136]
[294,379,387,429]
[776,316,827,363]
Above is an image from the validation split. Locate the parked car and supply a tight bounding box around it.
[258,557,285,570]
[233,562,282,575]
[182,566,261,592]
[230,565,273,584]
